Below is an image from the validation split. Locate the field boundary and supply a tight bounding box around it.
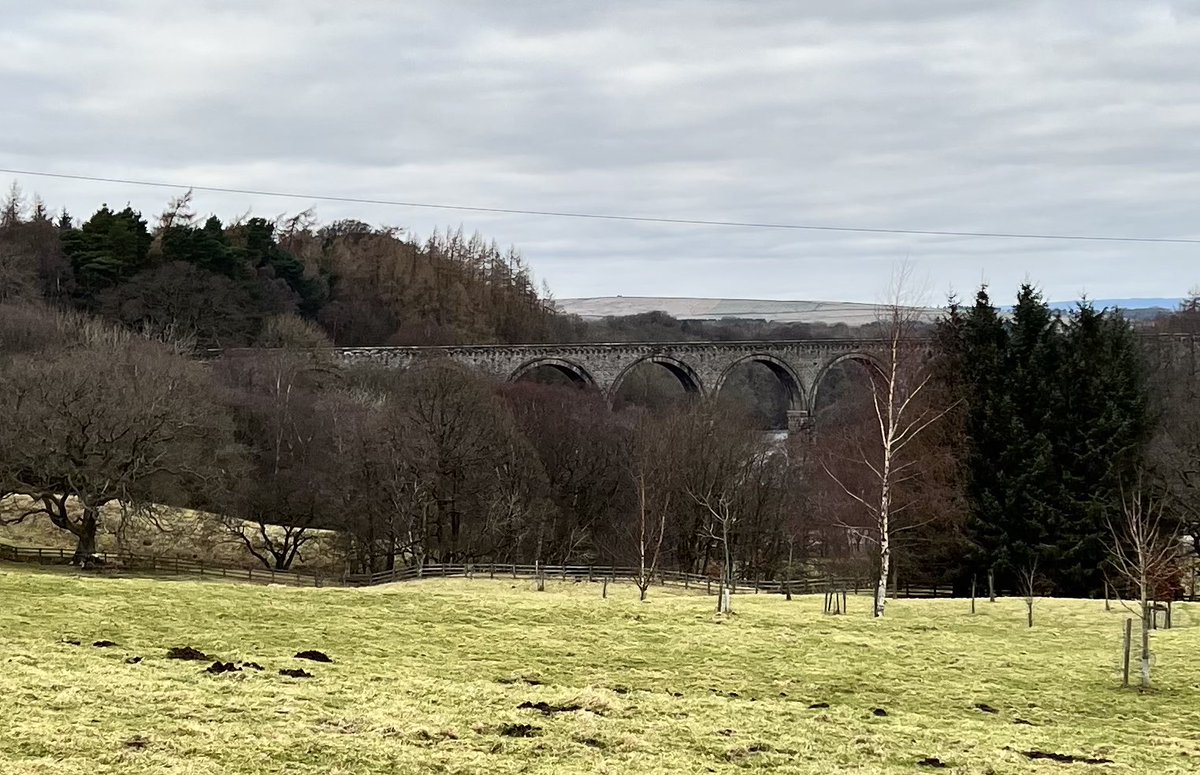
[0,541,329,587]
[12,540,1195,601]
[0,541,968,597]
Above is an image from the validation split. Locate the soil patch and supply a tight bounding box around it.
[294,650,333,663]
[280,668,312,679]
[206,661,241,675]
[872,708,888,717]
[1020,750,1113,765]
[808,702,829,709]
[917,756,947,768]
[92,640,118,648]
[124,656,142,664]
[167,646,211,661]
[241,661,264,671]
[975,703,999,714]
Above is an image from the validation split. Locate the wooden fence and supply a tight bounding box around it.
[0,541,328,587]
[341,561,960,598]
[15,542,1181,601]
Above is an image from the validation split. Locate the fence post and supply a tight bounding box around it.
[706,578,712,595]
[490,563,495,579]
[588,566,594,583]
[1122,618,1132,688]
[512,564,517,579]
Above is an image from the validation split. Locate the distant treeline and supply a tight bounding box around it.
[0,186,887,348]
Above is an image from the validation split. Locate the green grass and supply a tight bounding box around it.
[2,568,1199,774]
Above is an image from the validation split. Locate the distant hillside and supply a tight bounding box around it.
[555,296,942,326]
[555,296,1182,327]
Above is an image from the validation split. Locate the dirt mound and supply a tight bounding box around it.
[1021,750,1112,765]
[167,646,211,661]
[279,668,312,678]
[294,650,333,663]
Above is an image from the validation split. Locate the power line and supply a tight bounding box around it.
[3,166,1199,245]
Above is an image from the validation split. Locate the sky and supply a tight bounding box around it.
[2,0,1199,305]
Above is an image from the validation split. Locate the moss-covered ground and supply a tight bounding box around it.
[1,567,1198,773]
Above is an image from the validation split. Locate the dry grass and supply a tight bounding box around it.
[0,496,341,572]
[1,567,1199,773]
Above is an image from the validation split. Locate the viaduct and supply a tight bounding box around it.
[332,339,888,432]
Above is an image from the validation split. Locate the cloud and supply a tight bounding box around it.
[2,0,1199,304]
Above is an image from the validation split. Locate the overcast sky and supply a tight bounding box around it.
[2,1,1199,304]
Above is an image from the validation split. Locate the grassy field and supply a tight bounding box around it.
[1,568,1199,774]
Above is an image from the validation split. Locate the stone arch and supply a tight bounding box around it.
[608,354,704,403]
[809,351,886,418]
[508,357,598,389]
[712,353,808,413]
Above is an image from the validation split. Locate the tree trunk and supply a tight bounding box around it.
[72,508,99,566]
[1140,585,1151,689]
[987,568,995,603]
[785,540,794,601]
[874,511,890,618]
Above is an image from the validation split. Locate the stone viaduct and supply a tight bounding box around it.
[332,339,887,432]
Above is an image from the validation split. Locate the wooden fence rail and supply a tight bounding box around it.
[0,541,326,587]
[9,542,1188,601]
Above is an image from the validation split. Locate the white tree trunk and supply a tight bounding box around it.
[874,471,892,618]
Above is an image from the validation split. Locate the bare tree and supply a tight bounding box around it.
[618,410,677,601]
[1019,558,1039,628]
[681,407,764,615]
[821,266,956,617]
[1106,480,1180,690]
[215,350,340,570]
[0,331,233,564]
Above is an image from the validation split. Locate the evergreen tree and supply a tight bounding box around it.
[1051,303,1151,593]
[61,206,152,300]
